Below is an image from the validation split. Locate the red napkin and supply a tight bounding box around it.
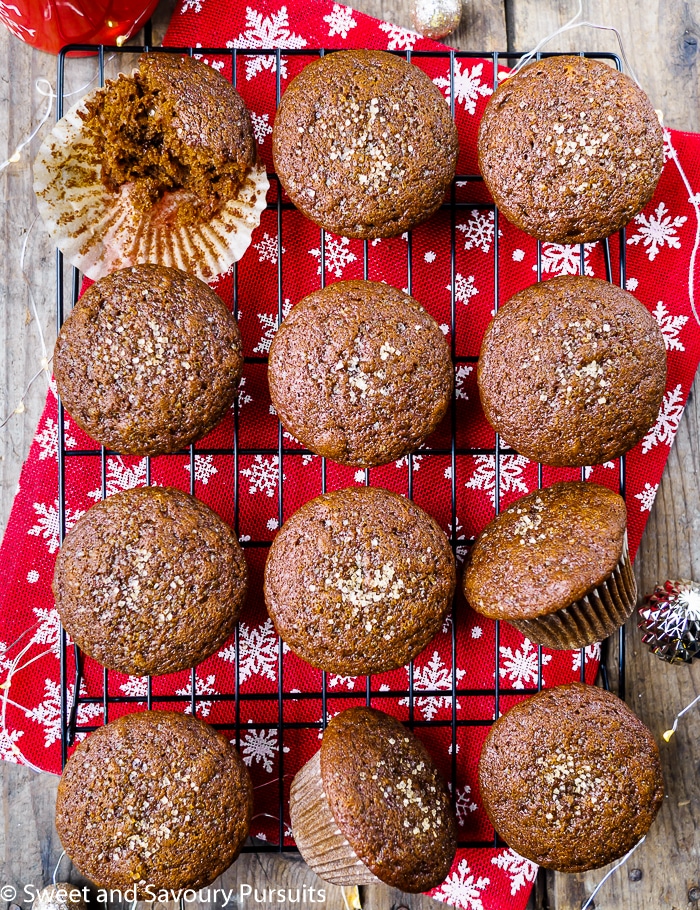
[0,1,698,907]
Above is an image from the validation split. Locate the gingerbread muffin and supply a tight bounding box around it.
[478,276,666,466]
[56,712,253,891]
[478,55,663,243]
[53,487,247,676]
[463,482,635,649]
[272,49,458,238]
[53,264,243,455]
[290,707,456,890]
[80,53,256,227]
[264,486,455,675]
[268,281,453,467]
[479,683,664,872]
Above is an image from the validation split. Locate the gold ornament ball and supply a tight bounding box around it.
[33,885,87,910]
[411,0,462,39]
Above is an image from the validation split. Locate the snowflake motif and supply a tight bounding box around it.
[457,210,501,253]
[241,454,282,496]
[267,517,279,531]
[120,676,148,701]
[0,727,24,764]
[87,456,148,501]
[176,673,217,717]
[378,21,422,51]
[433,62,493,115]
[626,277,639,291]
[241,726,283,773]
[238,376,253,407]
[432,858,490,909]
[27,679,101,747]
[220,618,278,684]
[250,111,273,145]
[254,232,284,265]
[27,570,39,584]
[181,0,204,11]
[448,520,468,564]
[323,3,357,38]
[663,129,675,162]
[453,783,478,825]
[35,417,76,461]
[0,1,36,40]
[354,470,366,483]
[399,651,466,721]
[653,301,688,351]
[627,202,687,262]
[28,500,84,554]
[642,384,684,454]
[499,638,551,689]
[472,626,483,639]
[583,460,615,480]
[185,454,218,485]
[536,242,594,277]
[455,364,474,401]
[254,300,292,354]
[31,607,62,659]
[193,45,225,71]
[465,454,530,508]
[571,642,601,674]
[491,849,538,896]
[451,273,478,304]
[425,250,436,263]
[310,236,357,279]
[227,7,307,81]
[395,450,425,471]
[635,481,659,513]
[328,674,357,690]
[512,248,525,262]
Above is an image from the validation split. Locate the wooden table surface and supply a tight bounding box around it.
[0,1,698,908]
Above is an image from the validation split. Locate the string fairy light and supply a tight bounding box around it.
[663,691,700,742]
[580,836,647,910]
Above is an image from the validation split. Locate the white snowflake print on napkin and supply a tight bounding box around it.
[28,500,84,555]
[220,618,279,684]
[241,455,283,496]
[0,728,25,764]
[451,273,478,305]
[635,482,659,513]
[452,783,478,826]
[87,456,148,501]
[185,454,218,486]
[432,858,490,909]
[309,235,357,278]
[177,673,217,717]
[180,0,205,12]
[254,232,284,265]
[378,21,421,51]
[571,642,601,674]
[35,416,76,461]
[254,300,292,355]
[653,301,688,351]
[457,210,501,253]
[465,454,530,508]
[250,111,273,145]
[641,384,684,454]
[627,201,687,262]
[323,3,357,38]
[27,679,101,747]
[499,638,551,689]
[433,62,492,116]
[536,242,594,277]
[227,6,307,81]
[455,364,474,401]
[241,725,288,773]
[398,651,466,721]
[491,849,538,896]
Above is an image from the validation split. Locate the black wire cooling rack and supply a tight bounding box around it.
[55,36,626,854]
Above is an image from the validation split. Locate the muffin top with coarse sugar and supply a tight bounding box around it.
[463,481,627,620]
[478,55,663,243]
[268,280,453,467]
[53,487,248,676]
[55,712,253,892]
[272,49,459,238]
[477,275,667,466]
[53,264,243,455]
[264,486,456,675]
[478,683,664,872]
[321,707,456,891]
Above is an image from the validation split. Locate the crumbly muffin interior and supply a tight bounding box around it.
[80,71,249,226]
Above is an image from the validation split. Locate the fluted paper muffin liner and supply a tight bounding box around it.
[509,534,637,650]
[33,89,268,283]
[289,751,382,886]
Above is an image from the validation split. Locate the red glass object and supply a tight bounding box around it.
[0,0,160,55]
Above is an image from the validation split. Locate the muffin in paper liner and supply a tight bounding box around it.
[289,707,456,892]
[509,533,637,650]
[33,69,268,282]
[463,481,635,651]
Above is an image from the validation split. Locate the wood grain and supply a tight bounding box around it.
[0,1,698,909]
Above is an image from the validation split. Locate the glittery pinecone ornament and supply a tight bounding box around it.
[638,580,700,664]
